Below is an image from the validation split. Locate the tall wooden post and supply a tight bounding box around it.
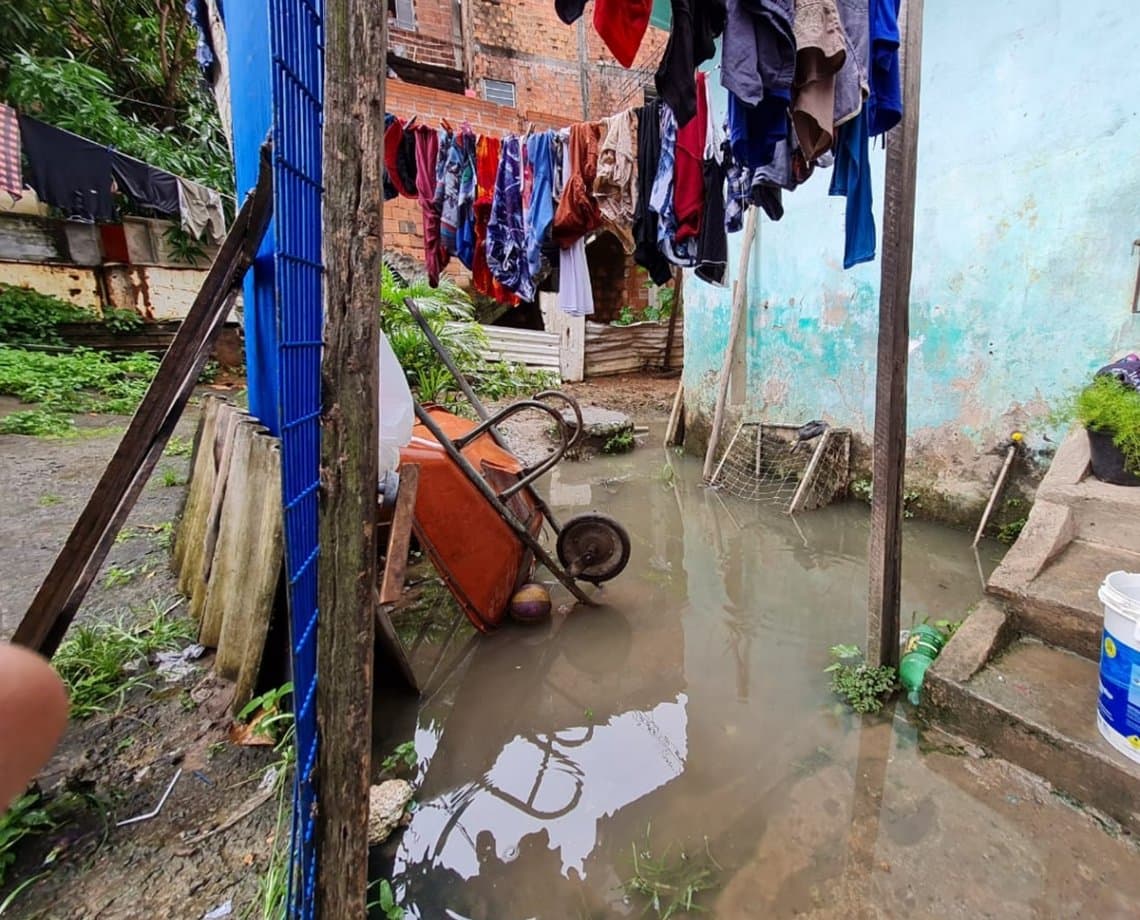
[866,0,924,668]
[316,0,386,913]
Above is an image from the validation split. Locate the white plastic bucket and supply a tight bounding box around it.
[1097,571,1140,763]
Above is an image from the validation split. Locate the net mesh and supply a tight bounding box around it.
[708,423,851,513]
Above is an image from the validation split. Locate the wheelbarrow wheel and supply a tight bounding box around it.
[556,513,631,584]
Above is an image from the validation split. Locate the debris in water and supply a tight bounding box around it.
[368,780,414,845]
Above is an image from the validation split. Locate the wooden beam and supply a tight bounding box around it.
[315,0,386,912]
[702,208,757,481]
[866,0,924,669]
[11,151,273,657]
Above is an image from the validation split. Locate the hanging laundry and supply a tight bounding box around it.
[455,130,478,269]
[487,135,534,302]
[594,0,653,68]
[472,135,518,306]
[724,140,753,233]
[383,114,405,198]
[555,130,595,317]
[751,131,794,221]
[594,109,638,253]
[722,0,795,169]
[395,124,419,199]
[552,121,604,246]
[696,91,728,285]
[19,115,114,222]
[110,152,180,217]
[673,71,708,244]
[555,0,588,24]
[633,100,673,284]
[655,0,725,128]
[414,124,449,286]
[176,177,226,243]
[833,0,870,127]
[866,0,902,136]
[524,130,557,282]
[650,103,697,267]
[439,131,466,256]
[791,0,847,160]
[829,109,875,269]
[0,105,22,200]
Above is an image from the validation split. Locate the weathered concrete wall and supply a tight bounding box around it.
[683,0,1140,518]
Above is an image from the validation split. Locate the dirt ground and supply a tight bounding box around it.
[0,388,282,919]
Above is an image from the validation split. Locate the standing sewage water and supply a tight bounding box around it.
[372,435,1136,919]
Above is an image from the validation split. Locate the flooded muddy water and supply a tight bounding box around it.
[374,442,1140,919]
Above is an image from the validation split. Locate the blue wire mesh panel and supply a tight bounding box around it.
[268,0,323,916]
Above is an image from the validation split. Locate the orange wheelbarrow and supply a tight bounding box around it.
[397,298,631,632]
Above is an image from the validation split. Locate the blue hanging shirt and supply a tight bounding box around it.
[867,0,902,137]
[829,109,876,269]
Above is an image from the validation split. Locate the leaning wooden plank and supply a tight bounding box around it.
[173,395,223,580]
[665,381,685,448]
[217,430,284,712]
[379,464,420,605]
[12,147,273,657]
[199,418,257,648]
[789,429,833,515]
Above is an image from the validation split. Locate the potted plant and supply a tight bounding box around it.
[1076,375,1140,486]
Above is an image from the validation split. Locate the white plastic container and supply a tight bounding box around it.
[1097,570,1140,764]
[378,330,414,477]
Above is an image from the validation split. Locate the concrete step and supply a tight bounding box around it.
[989,539,1140,660]
[924,613,1140,835]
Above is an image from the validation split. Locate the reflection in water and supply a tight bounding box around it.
[381,441,1005,919]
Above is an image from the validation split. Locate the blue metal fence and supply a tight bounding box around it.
[268,0,324,916]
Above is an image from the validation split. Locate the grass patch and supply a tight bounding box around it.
[623,826,722,919]
[0,347,158,422]
[825,644,898,714]
[158,467,184,488]
[1076,375,1140,474]
[53,600,194,719]
[37,493,62,507]
[602,430,636,455]
[164,435,194,458]
[0,792,54,888]
[102,564,137,589]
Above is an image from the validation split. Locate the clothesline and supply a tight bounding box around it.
[0,103,230,244]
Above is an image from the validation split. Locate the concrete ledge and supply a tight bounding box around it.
[930,600,1013,685]
[987,500,1073,596]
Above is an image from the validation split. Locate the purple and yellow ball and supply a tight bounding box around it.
[509,583,552,624]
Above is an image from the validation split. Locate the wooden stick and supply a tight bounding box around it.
[789,429,833,515]
[866,0,925,670]
[973,445,1016,547]
[703,208,758,481]
[315,0,386,912]
[662,268,682,370]
[664,379,684,447]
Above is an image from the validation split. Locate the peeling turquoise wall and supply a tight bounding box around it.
[684,0,1140,481]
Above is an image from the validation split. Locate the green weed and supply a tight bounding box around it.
[36,493,62,507]
[996,518,1027,544]
[623,826,722,919]
[367,879,404,919]
[102,565,136,589]
[849,477,872,502]
[53,601,194,718]
[164,435,194,457]
[0,792,54,887]
[602,430,636,454]
[0,409,75,437]
[158,467,184,488]
[380,741,417,777]
[236,683,296,746]
[824,644,897,714]
[0,284,94,346]
[101,307,143,336]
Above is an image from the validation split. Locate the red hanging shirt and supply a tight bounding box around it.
[593,0,653,68]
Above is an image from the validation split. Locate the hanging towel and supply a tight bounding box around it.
[0,105,22,200]
[111,152,180,216]
[594,0,653,68]
[19,115,114,222]
[595,110,639,253]
[472,135,517,305]
[176,177,226,243]
[487,135,534,301]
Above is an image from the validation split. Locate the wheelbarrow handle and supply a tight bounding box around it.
[452,399,572,502]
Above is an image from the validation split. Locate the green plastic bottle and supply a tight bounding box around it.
[899,624,946,704]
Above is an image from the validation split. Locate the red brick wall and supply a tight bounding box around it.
[389,0,460,68]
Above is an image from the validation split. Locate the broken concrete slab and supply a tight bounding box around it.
[931,600,1013,685]
[987,499,1074,593]
[924,637,1140,836]
[559,406,634,457]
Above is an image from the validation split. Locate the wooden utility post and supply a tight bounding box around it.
[316,0,386,913]
[866,0,924,668]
